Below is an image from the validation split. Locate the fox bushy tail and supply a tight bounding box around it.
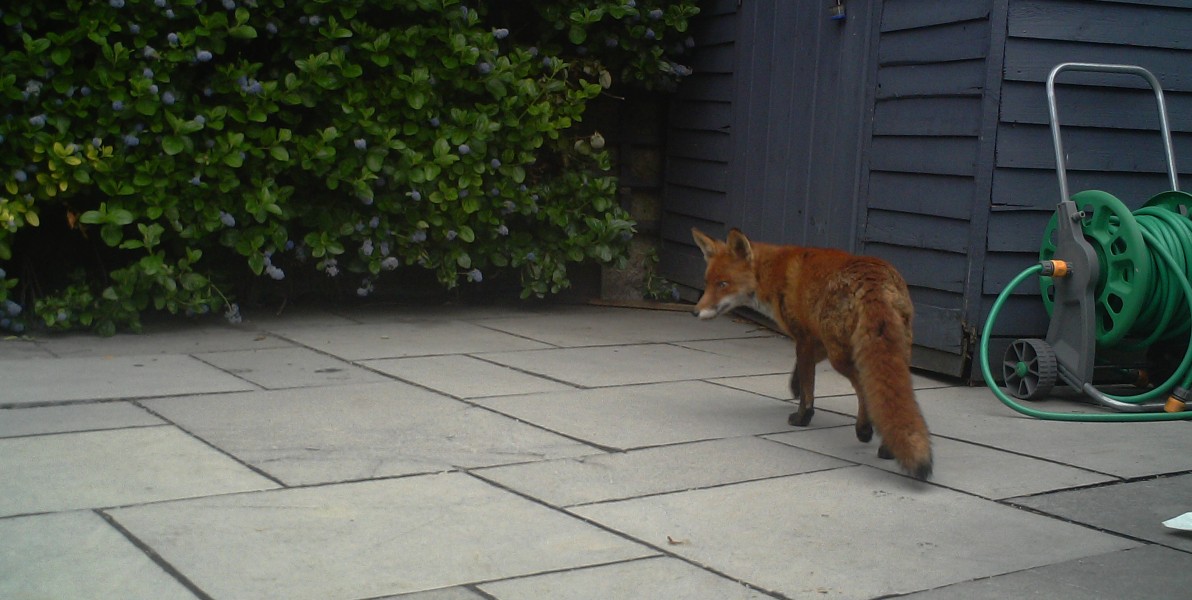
[852,302,933,480]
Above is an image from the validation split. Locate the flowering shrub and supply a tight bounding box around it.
[0,0,697,334]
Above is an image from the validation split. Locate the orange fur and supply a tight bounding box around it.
[692,228,932,480]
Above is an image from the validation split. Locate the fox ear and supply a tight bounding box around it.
[691,228,720,261]
[726,228,753,261]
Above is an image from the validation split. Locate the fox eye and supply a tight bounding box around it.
[717,281,729,289]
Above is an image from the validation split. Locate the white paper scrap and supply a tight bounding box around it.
[1161,512,1192,531]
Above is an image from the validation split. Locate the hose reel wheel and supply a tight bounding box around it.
[1039,190,1152,347]
[1003,338,1059,401]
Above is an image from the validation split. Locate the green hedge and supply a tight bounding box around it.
[0,0,697,334]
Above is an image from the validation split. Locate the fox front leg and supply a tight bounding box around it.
[788,340,823,427]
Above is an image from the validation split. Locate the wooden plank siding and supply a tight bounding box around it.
[861,0,993,373]
[982,0,1192,361]
[659,0,1192,379]
[660,0,738,287]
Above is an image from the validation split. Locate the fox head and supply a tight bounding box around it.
[691,228,757,320]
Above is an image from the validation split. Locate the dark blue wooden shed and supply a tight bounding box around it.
[660,0,1192,377]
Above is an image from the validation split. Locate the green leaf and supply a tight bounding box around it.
[162,136,185,155]
[568,25,587,45]
[458,226,475,243]
[270,145,290,161]
[229,25,257,39]
[100,224,123,247]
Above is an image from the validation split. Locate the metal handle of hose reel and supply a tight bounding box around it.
[1047,62,1180,203]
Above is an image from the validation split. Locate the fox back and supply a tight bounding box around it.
[692,228,932,480]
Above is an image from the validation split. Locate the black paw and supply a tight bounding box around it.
[856,422,873,443]
[877,444,894,460]
[788,408,815,427]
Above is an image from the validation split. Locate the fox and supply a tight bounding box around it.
[691,228,933,480]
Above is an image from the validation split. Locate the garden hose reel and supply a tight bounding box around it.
[988,63,1192,420]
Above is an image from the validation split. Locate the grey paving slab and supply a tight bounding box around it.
[382,588,486,600]
[31,322,294,358]
[196,346,391,389]
[0,337,52,360]
[267,319,553,360]
[674,335,796,373]
[711,362,955,401]
[0,354,256,406]
[106,473,656,600]
[809,385,1192,479]
[0,427,278,517]
[363,354,575,398]
[899,544,1192,600]
[478,343,785,388]
[572,469,1139,600]
[1012,473,1192,552]
[765,428,1115,499]
[325,301,553,324]
[475,305,768,347]
[0,511,197,600]
[478,556,773,599]
[475,381,851,451]
[142,382,597,486]
[477,436,851,507]
[0,402,164,438]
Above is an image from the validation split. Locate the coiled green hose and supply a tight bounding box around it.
[980,222,1192,421]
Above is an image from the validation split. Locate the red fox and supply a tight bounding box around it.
[691,228,933,480]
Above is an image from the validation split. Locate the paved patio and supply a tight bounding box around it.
[2,301,1191,599]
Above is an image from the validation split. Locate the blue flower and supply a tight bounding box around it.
[645,28,656,40]
[429,117,440,127]
[165,9,175,18]
[266,22,278,35]
[411,230,427,243]
[92,137,103,148]
[497,224,509,236]
[446,230,458,241]
[148,84,159,95]
[265,265,285,280]
[468,269,483,283]
[122,134,140,146]
[112,100,124,111]
[605,37,619,48]
[309,15,323,26]
[28,114,46,127]
[222,0,236,9]
[490,158,501,169]
[110,0,125,7]
[354,138,367,150]
[129,23,141,34]
[649,8,663,20]
[194,114,206,125]
[381,257,399,270]
[361,240,374,256]
[162,91,176,105]
[525,252,537,262]
[80,86,91,97]
[143,46,158,58]
[189,174,202,185]
[410,190,422,201]
[143,68,155,79]
[493,28,509,39]
[458,144,471,155]
[196,49,213,62]
[219,211,235,227]
[368,216,380,228]
[154,0,166,6]
[477,62,492,75]
[224,303,242,324]
[0,267,6,278]
[167,32,179,45]
[5,300,22,316]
